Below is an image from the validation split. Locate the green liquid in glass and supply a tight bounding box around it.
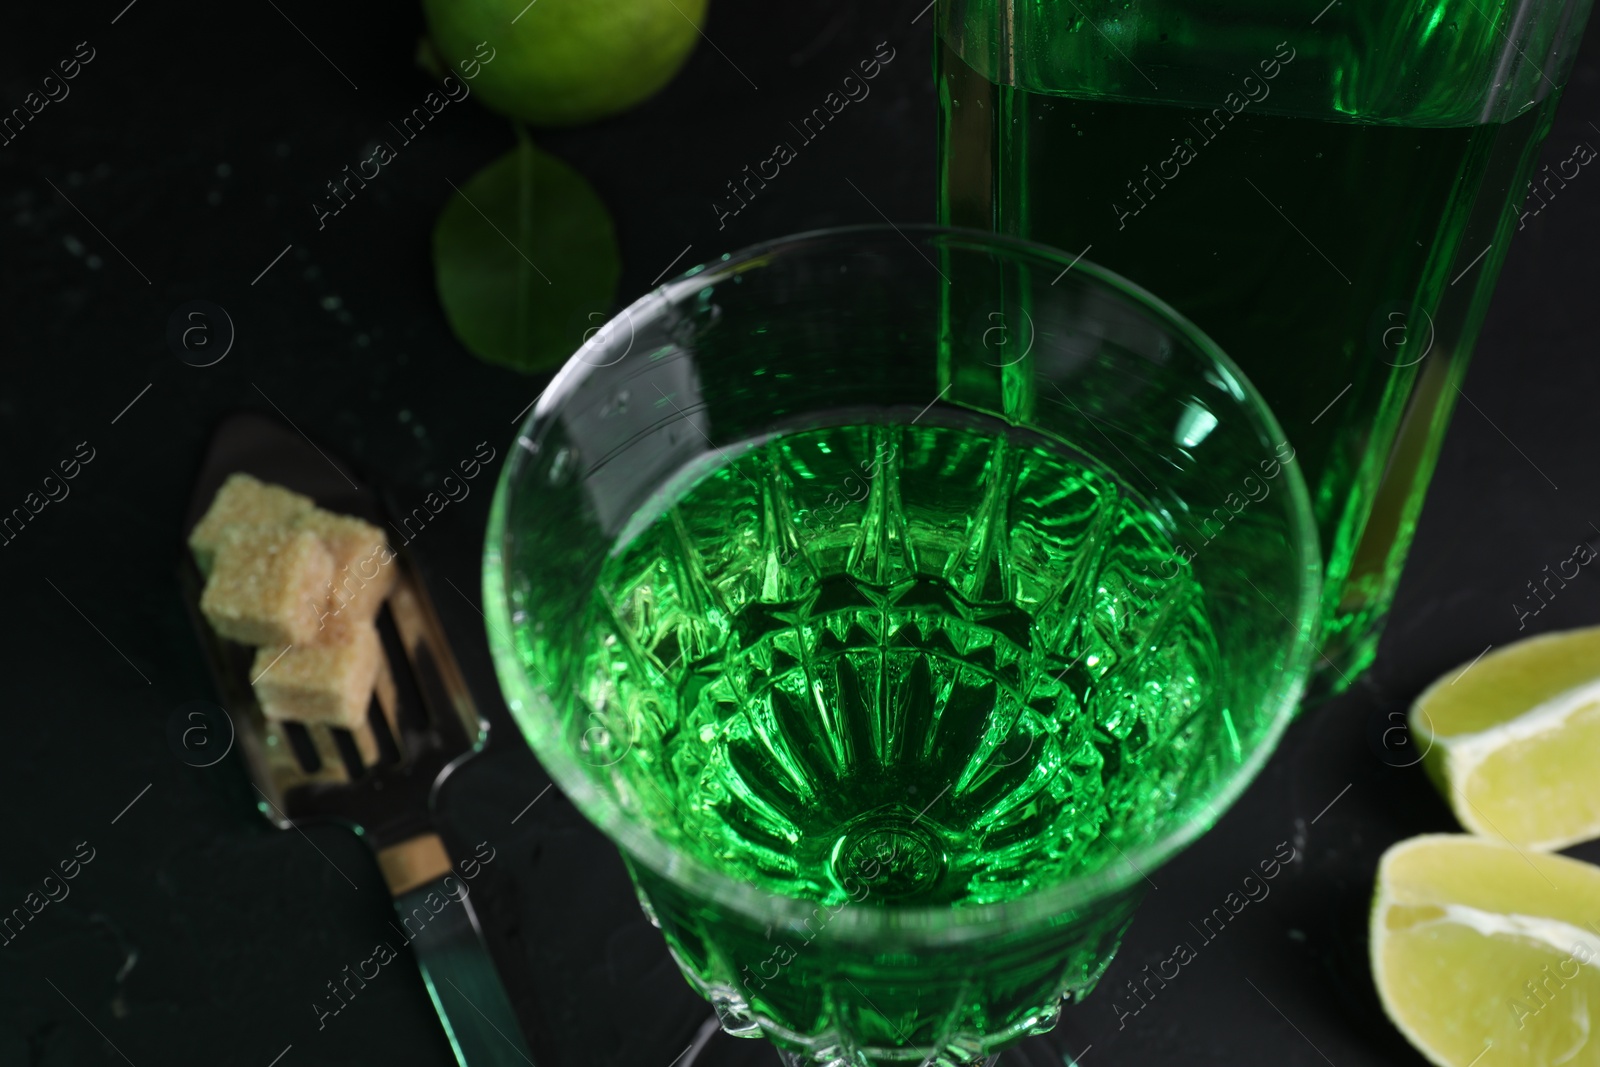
[559,418,1223,904]
[937,8,1575,690]
[521,416,1237,1052]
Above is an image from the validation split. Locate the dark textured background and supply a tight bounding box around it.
[2,1,1598,1065]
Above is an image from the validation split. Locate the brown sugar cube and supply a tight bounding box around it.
[188,473,316,575]
[252,621,381,728]
[292,510,396,626]
[200,526,333,647]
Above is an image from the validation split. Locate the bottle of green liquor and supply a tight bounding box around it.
[938,0,1595,692]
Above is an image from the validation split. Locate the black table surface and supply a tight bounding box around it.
[4,2,1599,1065]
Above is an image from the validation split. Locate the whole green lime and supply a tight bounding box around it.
[423,0,708,127]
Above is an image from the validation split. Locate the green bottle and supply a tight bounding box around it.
[937,0,1595,691]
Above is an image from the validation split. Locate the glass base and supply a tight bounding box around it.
[681,1014,1094,1067]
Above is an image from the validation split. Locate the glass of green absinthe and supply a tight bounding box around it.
[485,226,1321,1065]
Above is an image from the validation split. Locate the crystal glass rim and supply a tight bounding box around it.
[484,223,1322,942]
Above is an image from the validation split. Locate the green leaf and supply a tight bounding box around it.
[432,134,620,373]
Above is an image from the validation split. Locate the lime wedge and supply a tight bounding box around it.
[1373,834,1600,1067]
[1411,627,1600,850]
